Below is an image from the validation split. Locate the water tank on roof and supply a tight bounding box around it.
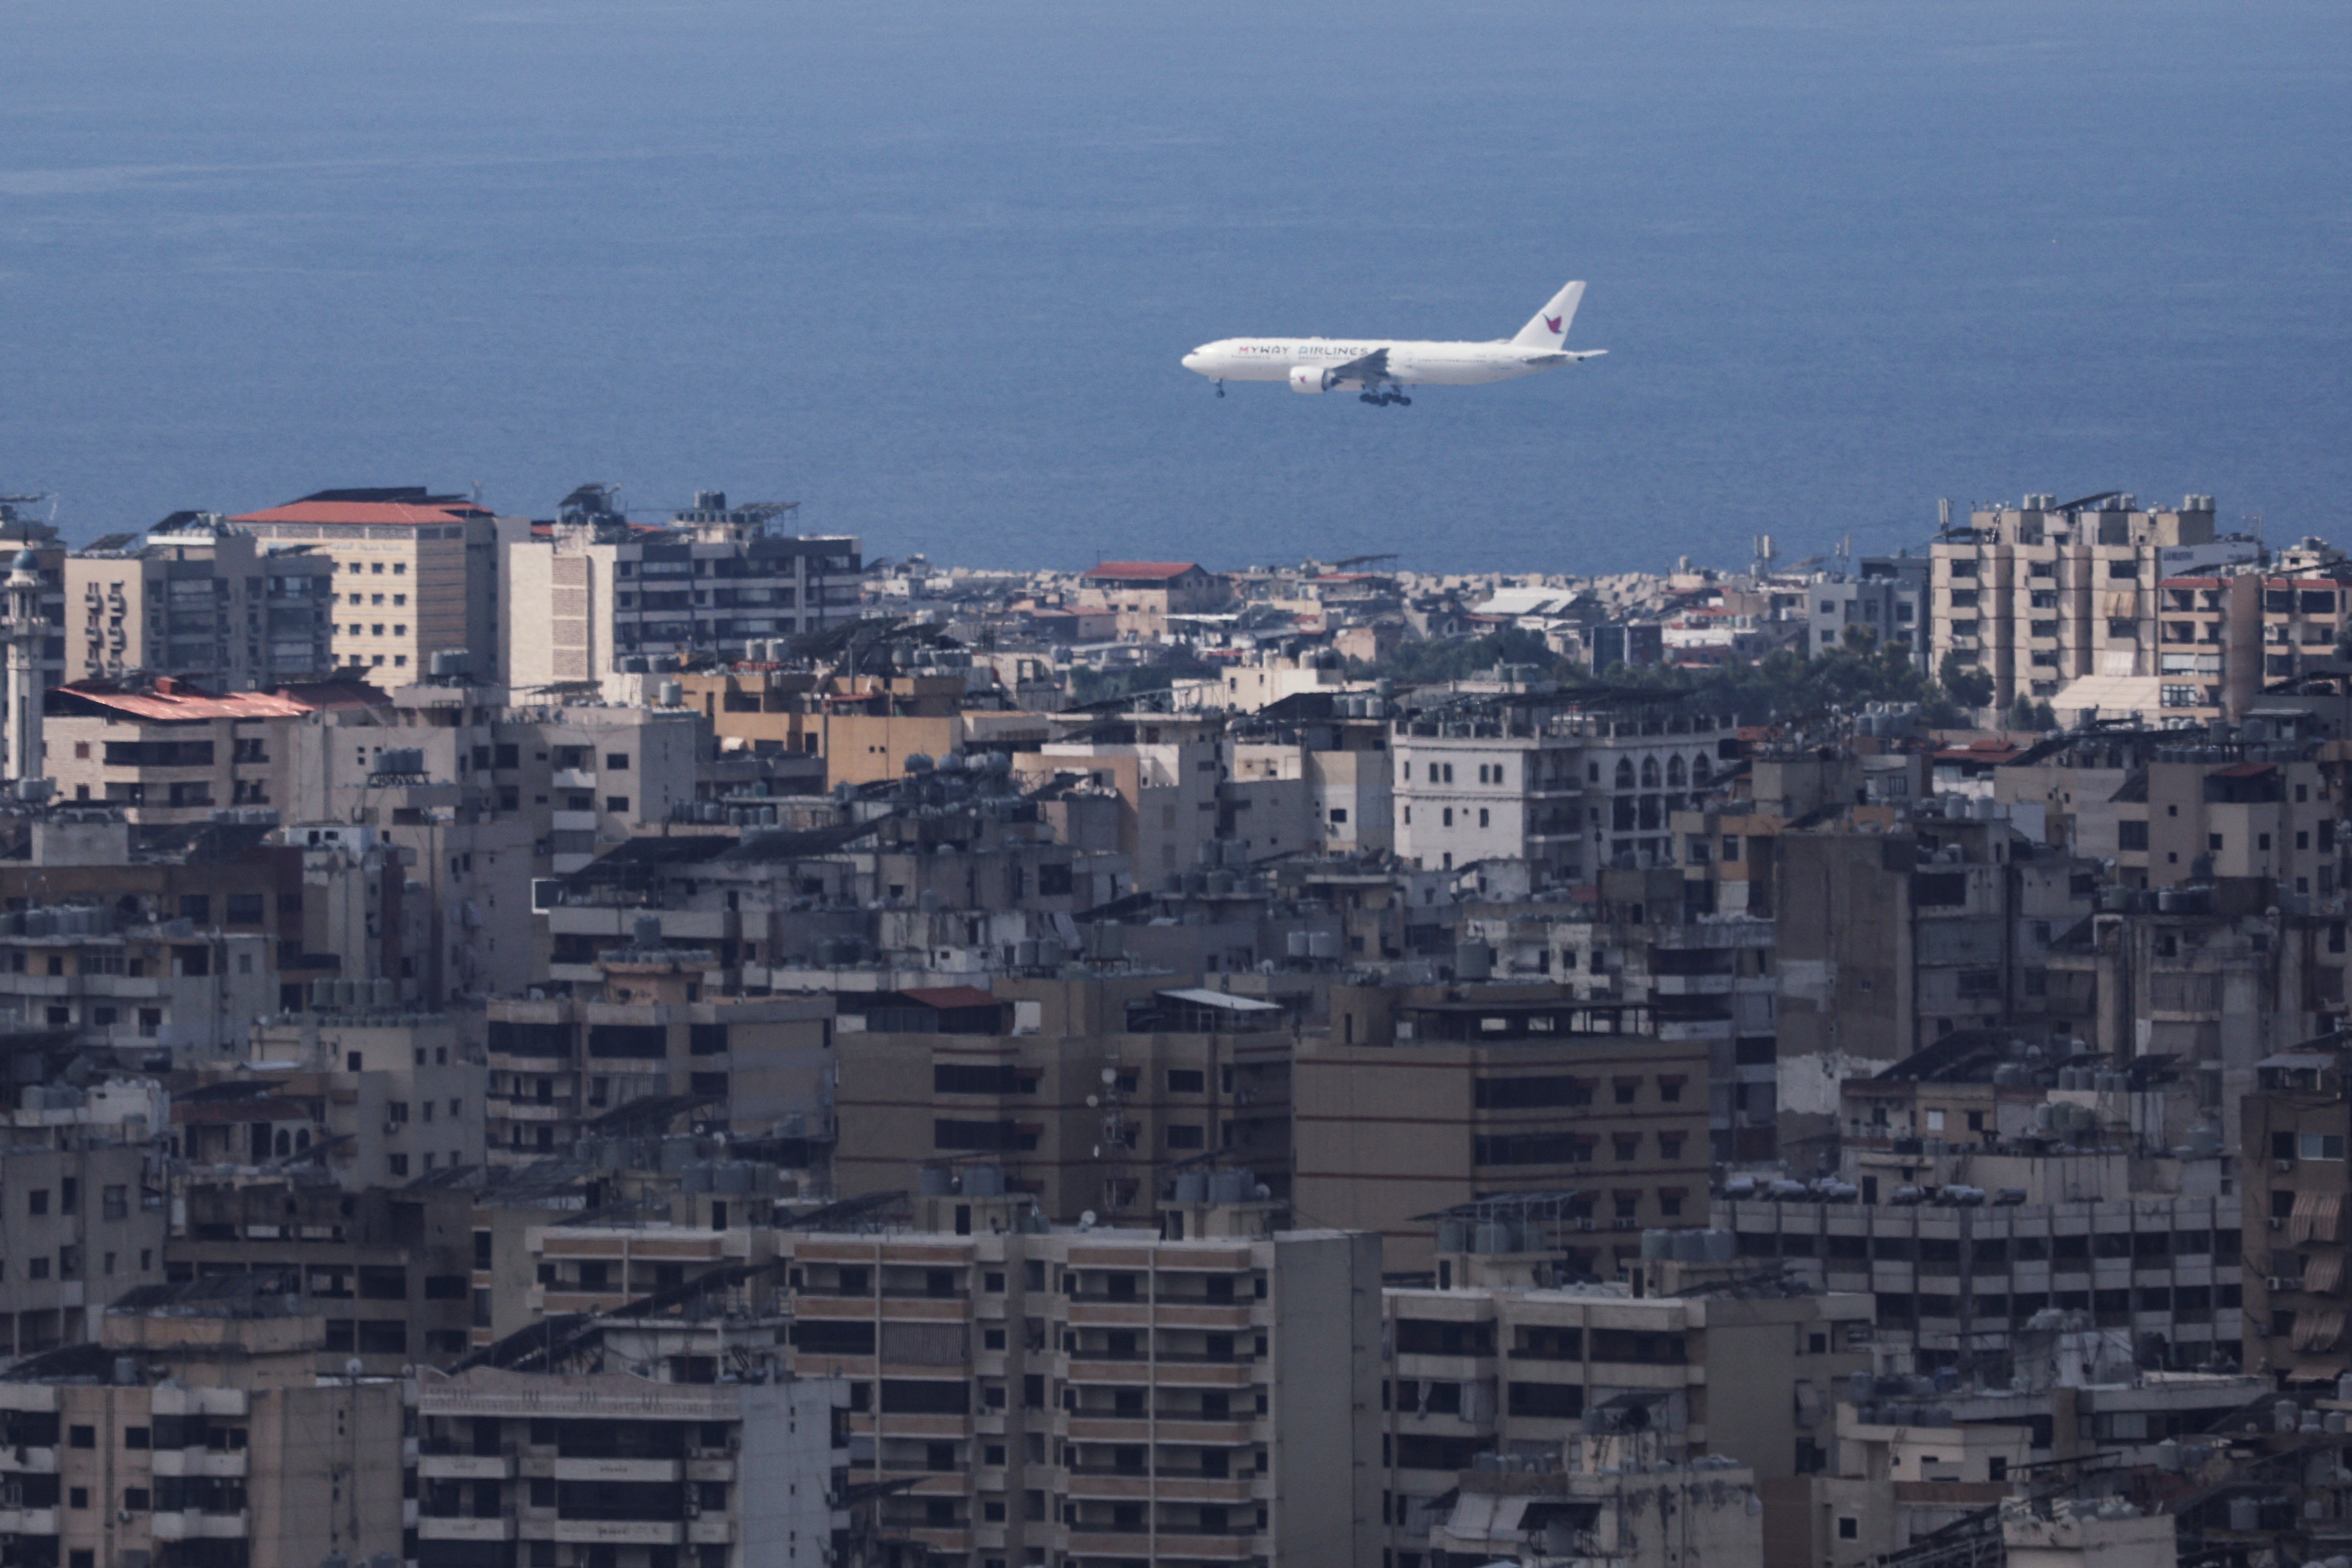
[965,1164,1005,1198]
[1205,870,1236,896]
[1307,930,1340,961]
[1287,930,1312,959]
[1473,1221,1512,1254]
[918,1166,952,1196]
[1455,942,1492,981]
[1211,1169,1254,1204]
[1704,1229,1736,1263]
[1013,940,1040,968]
[1435,1218,1469,1254]
[683,1163,715,1194]
[660,1136,696,1174]
[334,978,358,1008]
[633,914,662,949]
[1642,1229,1674,1260]
[1175,1172,1209,1205]
[372,977,395,1009]
[715,1162,754,1195]
[904,753,934,773]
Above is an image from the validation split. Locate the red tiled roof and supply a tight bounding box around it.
[896,986,1003,1011]
[232,498,491,527]
[1084,562,1203,581]
[2212,761,2277,778]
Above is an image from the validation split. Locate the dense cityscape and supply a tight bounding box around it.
[0,479,2348,1568]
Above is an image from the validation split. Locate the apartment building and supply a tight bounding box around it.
[47,676,384,820]
[1464,866,1780,1163]
[2151,573,2263,722]
[206,1009,487,1185]
[1425,1451,1765,1568]
[165,1179,479,1372]
[1393,702,1733,884]
[415,1361,849,1568]
[2240,1047,2352,1384]
[64,514,335,689]
[1770,806,2095,1150]
[0,1279,410,1568]
[0,1077,169,1357]
[834,972,1295,1226]
[1928,493,2258,708]
[1296,983,1710,1271]
[1384,1247,1871,1568]
[1805,556,1930,665]
[1073,562,1233,643]
[0,809,388,1050]
[505,486,862,697]
[484,930,832,1165]
[230,486,504,679]
[766,1195,1383,1568]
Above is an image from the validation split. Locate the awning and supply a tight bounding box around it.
[2293,1308,2345,1353]
[2307,1252,2346,1294]
[1154,988,1283,1013]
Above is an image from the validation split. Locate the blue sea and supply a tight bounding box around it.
[3,1,2348,574]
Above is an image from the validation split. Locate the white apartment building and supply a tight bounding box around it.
[1393,703,1732,882]
[505,487,863,698]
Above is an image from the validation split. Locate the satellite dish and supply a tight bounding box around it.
[345,1357,364,1378]
[1086,1094,1099,1108]
[1080,1210,1098,1228]
[1101,1067,1118,1085]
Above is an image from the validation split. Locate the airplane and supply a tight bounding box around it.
[1180,280,1604,406]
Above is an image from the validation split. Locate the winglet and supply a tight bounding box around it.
[1512,281,1585,349]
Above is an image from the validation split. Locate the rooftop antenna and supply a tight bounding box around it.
[1938,498,1952,531]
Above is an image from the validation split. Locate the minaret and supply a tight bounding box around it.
[4,548,47,783]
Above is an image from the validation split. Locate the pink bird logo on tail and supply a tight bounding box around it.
[1543,314,1562,334]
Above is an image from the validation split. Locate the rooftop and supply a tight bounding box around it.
[232,487,493,527]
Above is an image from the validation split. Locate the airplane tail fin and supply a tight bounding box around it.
[1511,280,1585,349]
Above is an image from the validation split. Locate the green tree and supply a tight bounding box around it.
[1939,653,1994,710]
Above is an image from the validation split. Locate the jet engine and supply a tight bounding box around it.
[1288,365,1336,394]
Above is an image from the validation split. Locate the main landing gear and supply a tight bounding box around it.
[1359,389,1412,406]
[1214,380,1225,398]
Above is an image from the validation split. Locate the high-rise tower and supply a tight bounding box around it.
[4,548,47,781]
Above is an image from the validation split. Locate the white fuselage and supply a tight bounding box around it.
[1181,337,1563,387]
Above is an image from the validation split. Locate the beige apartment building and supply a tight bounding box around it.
[504,487,862,696]
[1296,983,1710,1271]
[65,514,335,690]
[230,486,503,680]
[415,1362,849,1568]
[832,973,1296,1226]
[767,1195,1383,1568]
[0,1080,169,1358]
[1929,492,2253,708]
[1384,1246,1873,1568]
[0,1282,409,1568]
[47,677,383,820]
[484,932,834,1164]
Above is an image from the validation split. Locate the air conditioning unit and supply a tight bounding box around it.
[2270,1217,2287,1231]
[383,1121,401,1136]
[2270,1278,2296,1293]
[2277,1159,2297,1173]
[1574,1218,1597,1232]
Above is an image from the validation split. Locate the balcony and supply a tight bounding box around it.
[418,1516,519,1541]
[687,1516,734,1544]
[0,1509,57,1534]
[553,1519,687,1545]
[150,1510,251,1540]
[151,1449,248,1479]
[552,768,598,791]
[420,1453,514,1480]
[0,1447,58,1474]
[552,1457,682,1483]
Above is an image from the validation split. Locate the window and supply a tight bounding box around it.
[605,753,630,771]
[1839,1518,1859,1541]
[605,796,630,813]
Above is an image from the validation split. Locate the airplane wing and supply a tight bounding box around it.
[1326,347,1390,386]
[1526,351,1608,366]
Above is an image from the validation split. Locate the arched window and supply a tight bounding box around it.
[1640,756,1661,789]
[1692,754,1713,786]
[1614,758,1637,789]
[1666,755,1687,787]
